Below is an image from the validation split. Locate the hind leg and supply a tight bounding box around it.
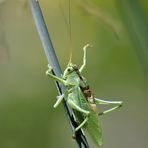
[95,98,122,116]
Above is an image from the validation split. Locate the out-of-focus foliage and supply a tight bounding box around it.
[0,0,148,148]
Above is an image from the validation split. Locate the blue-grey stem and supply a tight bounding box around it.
[28,0,89,148]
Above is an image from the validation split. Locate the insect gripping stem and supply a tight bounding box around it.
[46,44,123,146]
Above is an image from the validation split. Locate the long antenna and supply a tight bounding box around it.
[68,0,73,62]
[28,0,89,147]
[59,0,73,61]
[68,0,72,45]
[59,0,72,58]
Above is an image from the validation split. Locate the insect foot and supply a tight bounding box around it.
[46,65,53,75]
[72,132,76,139]
[83,44,93,51]
[53,94,65,108]
[72,128,80,139]
[48,64,53,71]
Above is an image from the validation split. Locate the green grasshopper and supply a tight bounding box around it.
[46,44,122,146]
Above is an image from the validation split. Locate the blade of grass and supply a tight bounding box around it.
[116,0,148,77]
[28,0,89,147]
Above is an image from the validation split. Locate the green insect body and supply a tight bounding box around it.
[46,44,122,146]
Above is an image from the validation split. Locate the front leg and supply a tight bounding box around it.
[46,65,67,85]
[79,44,92,73]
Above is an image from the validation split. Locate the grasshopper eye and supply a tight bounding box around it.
[67,68,71,72]
[67,67,73,73]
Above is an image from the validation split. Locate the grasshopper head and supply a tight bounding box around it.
[63,63,79,79]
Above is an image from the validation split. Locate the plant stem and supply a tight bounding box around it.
[28,0,89,147]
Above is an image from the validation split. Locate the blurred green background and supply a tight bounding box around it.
[0,0,148,148]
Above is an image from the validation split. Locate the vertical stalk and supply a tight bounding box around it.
[28,0,89,147]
